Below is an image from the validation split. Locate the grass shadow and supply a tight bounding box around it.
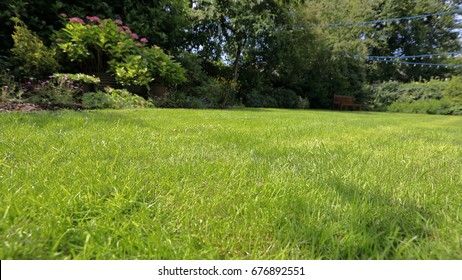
[276,177,437,259]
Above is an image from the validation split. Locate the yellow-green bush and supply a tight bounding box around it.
[10,17,60,78]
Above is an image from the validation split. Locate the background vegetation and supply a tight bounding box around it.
[1,0,461,112]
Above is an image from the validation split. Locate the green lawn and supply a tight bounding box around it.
[0,109,461,259]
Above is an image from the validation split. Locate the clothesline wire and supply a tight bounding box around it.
[292,9,462,28]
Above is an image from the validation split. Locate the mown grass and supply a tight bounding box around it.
[0,109,461,259]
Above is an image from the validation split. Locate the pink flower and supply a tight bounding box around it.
[130,33,139,40]
[86,16,101,23]
[122,26,131,33]
[140,38,148,43]
[69,17,85,24]
[114,19,123,25]
[2,86,8,89]
[118,27,124,33]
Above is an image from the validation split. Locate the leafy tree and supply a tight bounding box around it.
[188,0,305,85]
[365,0,461,82]
[236,0,370,108]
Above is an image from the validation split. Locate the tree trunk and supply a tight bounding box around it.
[232,37,246,87]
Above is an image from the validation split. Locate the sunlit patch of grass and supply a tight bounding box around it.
[1,109,461,259]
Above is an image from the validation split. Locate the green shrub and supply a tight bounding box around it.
[398,80,446,102]
[82,87,153,109]
[184,96,207,109]
[81,91,112,109]
[244,88,309,109]
[152,91,208,109]
[444,76,462,103]
[369,79,460,115]
[387,98,453,115]
[243,91,263,108]
[109,47,186,87]
[368,80,405,110]
[245,90,275,108]
[297,96,310,109]
[193,78,236,109]
[271,88,301,109]
[10,17,60,78]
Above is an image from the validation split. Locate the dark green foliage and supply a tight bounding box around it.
[243,88,310,109]
[153,78,237,109]
[368,78,462,115]
[244,89,277,108]
[161,52,238,109]
[269,88,308,109]
[153,91,208,109]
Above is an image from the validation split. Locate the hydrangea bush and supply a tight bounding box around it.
[55,16,185,88]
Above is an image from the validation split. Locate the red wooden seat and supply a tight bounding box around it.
[332,95,362,111]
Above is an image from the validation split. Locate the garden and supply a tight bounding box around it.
[1,1,462,113]
[1,15,184,112]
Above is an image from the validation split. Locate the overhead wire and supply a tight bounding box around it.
[296,9,462,68]
[294,9,462,28]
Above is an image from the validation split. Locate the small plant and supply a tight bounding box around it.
[53,73,100,85]
[1,85,12,103]
[82,87,153,109]
[0,69,22,103]
[104,87,153,109]
[53,73,100,94]
[81,91,112,109]
[24,76,78,107]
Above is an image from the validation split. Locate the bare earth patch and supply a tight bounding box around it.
[0,102,45,112]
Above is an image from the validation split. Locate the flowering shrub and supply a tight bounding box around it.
[0,69,22,103]
[53,73,100,85]
[25,75,77,107]
[55,16,185,88]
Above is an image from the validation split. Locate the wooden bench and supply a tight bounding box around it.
[332,95,362,111]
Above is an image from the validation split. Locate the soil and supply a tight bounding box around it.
[0,102,47,112]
